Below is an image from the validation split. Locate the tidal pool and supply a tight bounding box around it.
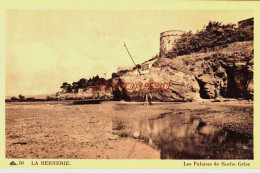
[112,112,253,159]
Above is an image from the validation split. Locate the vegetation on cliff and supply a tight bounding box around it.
[60,75,106,93]
[166,21,253,58]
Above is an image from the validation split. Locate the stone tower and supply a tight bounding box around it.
[160,30,185,57]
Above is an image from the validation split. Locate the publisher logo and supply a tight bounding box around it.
[9,161,24,166]
[9,161,17,166]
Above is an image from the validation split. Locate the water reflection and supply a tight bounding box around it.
[112,113,253,159]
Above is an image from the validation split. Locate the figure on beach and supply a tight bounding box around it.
[144,91,152,105]
[214,83,220,101]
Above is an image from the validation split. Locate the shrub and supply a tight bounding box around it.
[26,97,36,101]
[166,21,253,58]
[19,94,25,101]
[10,97,19,101]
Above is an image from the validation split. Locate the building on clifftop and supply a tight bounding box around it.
[159,30,185,57]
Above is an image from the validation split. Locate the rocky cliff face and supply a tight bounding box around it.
[117,68,200,102]
[117,41,253,101]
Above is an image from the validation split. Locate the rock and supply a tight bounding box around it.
[114,41,253,101]
[117,67,201,102]
[133,131,140,139]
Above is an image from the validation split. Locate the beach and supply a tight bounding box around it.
[5,100,253,159]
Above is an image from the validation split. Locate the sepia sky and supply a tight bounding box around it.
[6,10,253,96]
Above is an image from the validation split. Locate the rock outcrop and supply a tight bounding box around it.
[118,68,200,102]
[116,41,253,101]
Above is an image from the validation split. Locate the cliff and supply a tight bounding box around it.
[117,41,253,101]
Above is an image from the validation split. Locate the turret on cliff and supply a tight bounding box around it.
[159,30,185,57]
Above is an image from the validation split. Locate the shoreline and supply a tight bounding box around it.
[5,101,253,159]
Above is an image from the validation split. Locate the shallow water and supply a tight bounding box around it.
[112,112,253,159]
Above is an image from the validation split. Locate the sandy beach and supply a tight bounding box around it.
[5,100,253,159]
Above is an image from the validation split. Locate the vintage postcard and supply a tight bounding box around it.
[0,0,259,169]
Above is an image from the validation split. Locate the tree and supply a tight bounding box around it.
[19,94,25,101]
[77,78,87,88]
[112,73,119,78]
[61,82,69,89]
[60,75,109,93]
[26,97,36,101]
[60,82,72,93]
[66,84,72,92]
[10,97,19,101]
[93,75,100,82]
[72,82,78,90]
[167,21,253,58]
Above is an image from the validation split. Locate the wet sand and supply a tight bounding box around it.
[5,100,253,159]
